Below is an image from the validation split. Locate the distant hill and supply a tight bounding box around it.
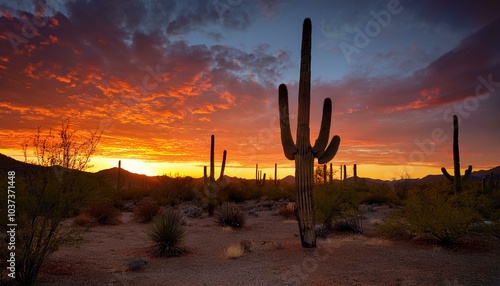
[1,153,498,187]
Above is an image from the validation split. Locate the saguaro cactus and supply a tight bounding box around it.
[255,164,266,188]
[204,135,227,215]
[441,115,472,193]
[353,164,358,182]
[278,18,341,248]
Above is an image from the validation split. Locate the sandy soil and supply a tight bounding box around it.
[35,202,500,286]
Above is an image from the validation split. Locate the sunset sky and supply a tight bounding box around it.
[1,0,499,180]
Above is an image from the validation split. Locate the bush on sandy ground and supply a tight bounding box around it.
[148,210,185,257]
[278,202,296,219]
[86,200,121,225]
[377,184,498,244]
[134,198,160,223]
[215,202,247,228]
[314,183,361,232]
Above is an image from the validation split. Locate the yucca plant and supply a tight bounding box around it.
[148,210,185,257]
[215,202,246,228]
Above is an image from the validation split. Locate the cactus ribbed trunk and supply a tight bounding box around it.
[452,117,462,193]
[278,18,340,248]
[441,115,472,194]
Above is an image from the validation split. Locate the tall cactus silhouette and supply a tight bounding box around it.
[441,115,472,193]
[204,135,227,215]
[278,18,341,248]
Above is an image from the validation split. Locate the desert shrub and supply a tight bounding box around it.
[215,202,246,228]
[278,202,296,219]
[134,198,160,222]
[265,183,295,201]
[10,121,101,285]
[377,185,494,244]
[147,210,185,257]
[86,201,121,225]
[361,184,400,205]
[314,184,361,230]
[376,209,414,239]
[155,175,195,206]
[72,213,95,227]
[333,211,363,233]
[221,181,256,203]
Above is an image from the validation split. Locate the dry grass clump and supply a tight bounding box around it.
[224,244,245,259]
[134,198,160,223]
[72,213,95,227]
[86,200,121,225]
[215,202,246,228]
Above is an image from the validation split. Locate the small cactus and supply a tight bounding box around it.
[255,164,266,188]
[204,135,227,216]
[441,115,472,193]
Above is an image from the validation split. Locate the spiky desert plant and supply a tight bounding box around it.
[148,209,185,257]
[215,202,246,228]
[278,18,340,248]
[441,115,472,193]
[204,135,227,216]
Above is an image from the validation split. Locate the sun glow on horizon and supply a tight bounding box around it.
[1,148,466,180]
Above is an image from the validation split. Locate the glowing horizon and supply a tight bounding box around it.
[5,147,494,181]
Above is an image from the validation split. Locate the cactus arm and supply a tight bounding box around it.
[312,98,332,155]
[218,150,227,181]
[462,165,472,182]
[441,167,454,182]
[278,84,297,160]
[317,135,340,164]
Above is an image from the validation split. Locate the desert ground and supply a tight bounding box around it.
[35,201,500,286]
